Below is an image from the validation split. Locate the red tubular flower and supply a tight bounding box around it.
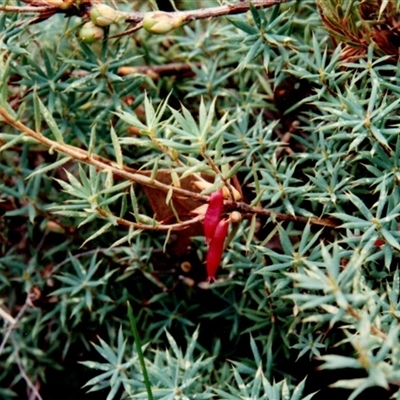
[206,218,229,282]
[204,189,224,244]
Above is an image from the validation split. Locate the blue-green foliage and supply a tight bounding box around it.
[2,0,400,399]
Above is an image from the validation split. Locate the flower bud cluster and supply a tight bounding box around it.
[79,4,120,44]
[143,11,185,34]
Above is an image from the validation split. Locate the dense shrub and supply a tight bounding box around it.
[1,1,400,399]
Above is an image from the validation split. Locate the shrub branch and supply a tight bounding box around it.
[0,107,338,230]
[1,0,290,34]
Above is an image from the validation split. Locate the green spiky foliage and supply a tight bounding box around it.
[2,1,400,399]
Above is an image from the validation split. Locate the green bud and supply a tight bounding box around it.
[79,21,105,44]
[142,11,184,34]
[90,4,120,27]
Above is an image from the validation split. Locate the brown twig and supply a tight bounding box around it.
[0,5,52,12]
[109,21,143,39]
[118,63,198,78]
[0,294,31,356]
[228,202,339,228]
[96,207,205,231]
[124,0,289,24]
[11,335,44,400]
[346,305,387,341]
[1,0,289,31]
[0,108,210,201]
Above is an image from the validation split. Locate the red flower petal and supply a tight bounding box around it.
[204,189,224,244]
[206,218,229,281]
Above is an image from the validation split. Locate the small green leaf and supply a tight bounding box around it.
[35,93,65,144]
[110,125,123,167]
